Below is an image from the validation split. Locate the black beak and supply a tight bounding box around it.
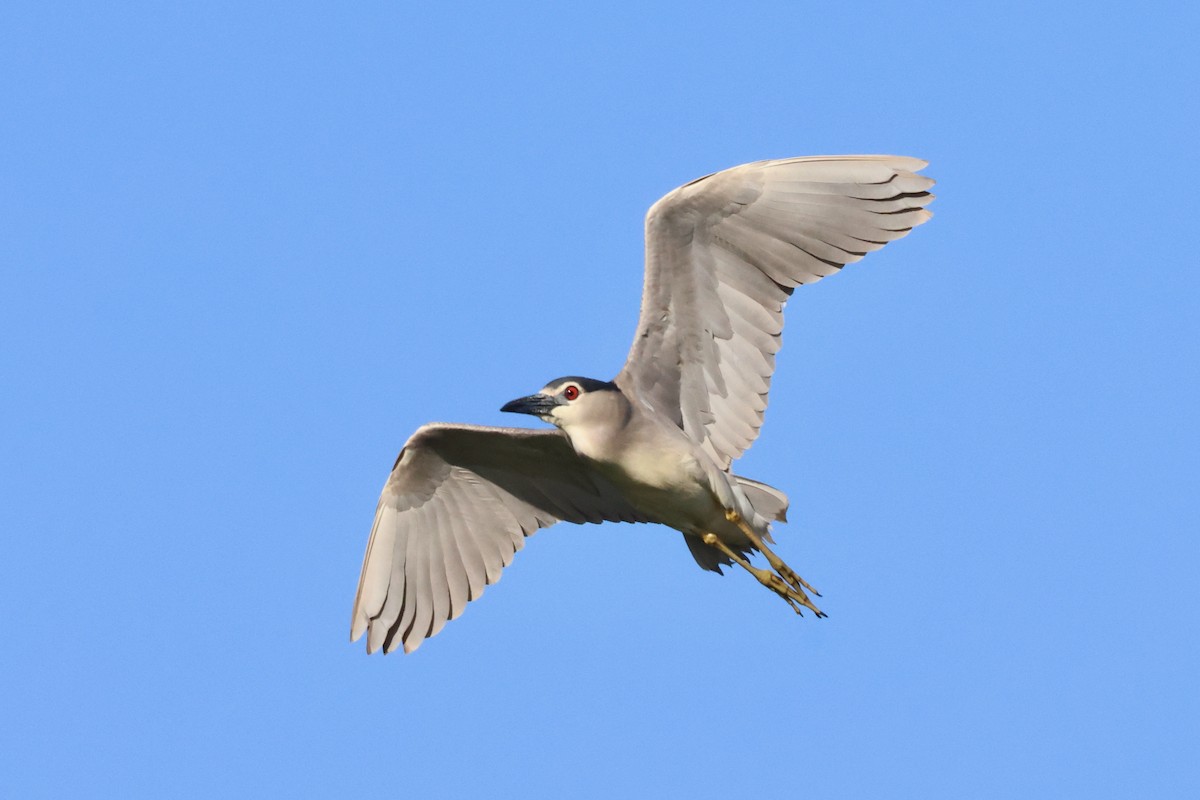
[500,393,559,416]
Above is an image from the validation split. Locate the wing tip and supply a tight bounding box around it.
[859,154,930,173]
[899,155,930,172]
[350,616,367,644]
[772,153,930,172]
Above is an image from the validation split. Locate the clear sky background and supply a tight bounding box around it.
[2,2,1197,798]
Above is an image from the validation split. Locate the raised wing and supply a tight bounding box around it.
[616,155,934,470]
[350,423,647,654]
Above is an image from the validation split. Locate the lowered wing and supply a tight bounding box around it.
[351,423,648,653]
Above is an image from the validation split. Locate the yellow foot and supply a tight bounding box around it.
[702,533,827,618]
[724,510,822,598]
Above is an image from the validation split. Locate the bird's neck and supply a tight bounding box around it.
[560,394,633,464]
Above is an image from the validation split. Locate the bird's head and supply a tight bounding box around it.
[501,376,627,438]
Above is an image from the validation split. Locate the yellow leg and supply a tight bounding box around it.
[725,509,822,598]
[702,533,826,618]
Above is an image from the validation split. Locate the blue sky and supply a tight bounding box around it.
[2,2,1197,797]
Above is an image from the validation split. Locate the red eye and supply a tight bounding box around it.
[563,385,580,401]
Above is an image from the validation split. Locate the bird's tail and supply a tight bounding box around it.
[734,475,789,525]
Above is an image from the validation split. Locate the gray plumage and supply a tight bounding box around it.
[352,155,934,653]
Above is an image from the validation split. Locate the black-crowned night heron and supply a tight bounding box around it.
[352,155,934,653]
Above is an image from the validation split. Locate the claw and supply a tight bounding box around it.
[724,509,823,600]
[701,532,825,617]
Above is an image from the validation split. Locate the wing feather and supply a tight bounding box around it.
[617,155,934,469]
[351,423,649,654]
[388,522,423,652]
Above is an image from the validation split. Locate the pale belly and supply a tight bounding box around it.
[586,446,736,537]
[567,422,757,543]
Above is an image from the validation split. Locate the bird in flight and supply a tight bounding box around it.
[351,155,934,653]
